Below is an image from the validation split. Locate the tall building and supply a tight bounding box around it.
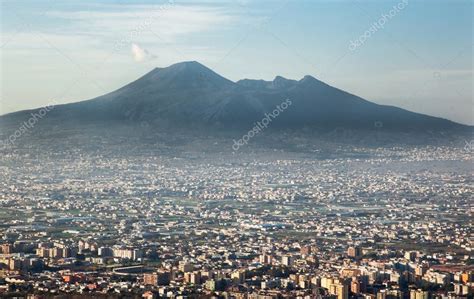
[300,246,312,256]
[144,273,159,286]
[184,272,201,284]
[231,270,245,284]
[341,269,362,278]
[281,255,294,267]
[259,254,273,265]
[112,248,143,261]
[8,258,23,271]
[415,264,428,277]
[190,272,201,284]
[335,283,349,299]
[0,244,13,254]
[50,247,71,259]
[351,279,360,294]
[410,289,429,299]
[179,261,193,272]
[205,279,225,291]
[142,291,157,299]
[143,270,171,286]
[311,276,321,288]
[405,251,417,262]
[378,289,403,299]
[347,246,362,258]
[321,277,335,289]
[461,272,473,283]
[98,247,113,257]
[454,283,470,296]
[36,247,50,258]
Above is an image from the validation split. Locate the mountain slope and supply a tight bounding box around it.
[0,61,469,133]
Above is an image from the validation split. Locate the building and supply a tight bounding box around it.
[281,255,293,267]
[351,279,360,294]
[206,279,225,292]
[321,277,335,289]
[300,246,312,256]
[341,268,361,278]
[112,248,143,261]
[142,291,157,299]
[347,246,362,258]
[454,283,471,296]
[335,283,349,299]
[0,244,13,254]
[51,247,72,259]
[143,270,171,286]
[405,251,417,262]
[461,271,473,283]
[98,247,113,257]
[378,289,403,299]
[36,247,50,258]
[410,289,429,299]
[184,271,201,284]
[259,254,273,265]
[415,264,428,276]
[231,270,246,284]
[179,261,193,272]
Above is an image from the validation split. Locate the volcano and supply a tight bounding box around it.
[0,61,469,135]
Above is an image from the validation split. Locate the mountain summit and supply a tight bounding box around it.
[0,61,469,133]
[131,61,235,90]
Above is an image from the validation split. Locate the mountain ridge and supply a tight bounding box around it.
[0,61,470,133]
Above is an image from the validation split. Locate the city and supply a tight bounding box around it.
[1,1,472,298]
[0,138,472,298]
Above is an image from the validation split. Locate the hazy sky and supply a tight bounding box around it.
[1,0,472,124]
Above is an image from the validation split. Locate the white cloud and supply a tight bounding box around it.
[131,43,156,62]
[45,5,234,43]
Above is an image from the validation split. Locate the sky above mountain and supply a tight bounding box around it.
[1,0,472,124]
